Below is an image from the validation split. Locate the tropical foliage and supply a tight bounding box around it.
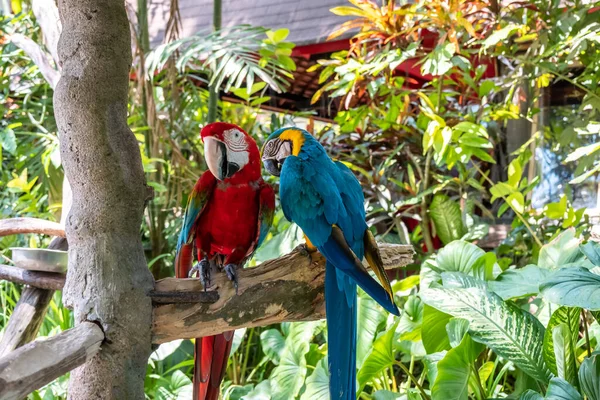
[2,0,600,399]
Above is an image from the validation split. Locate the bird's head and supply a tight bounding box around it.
[201,122,260,181]
[261,127,309,176]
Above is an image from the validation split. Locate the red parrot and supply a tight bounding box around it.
[175,122,275,400]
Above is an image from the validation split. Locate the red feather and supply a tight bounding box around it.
[175,123,275,400]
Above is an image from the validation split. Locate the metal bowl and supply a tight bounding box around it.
[10,247,68,273]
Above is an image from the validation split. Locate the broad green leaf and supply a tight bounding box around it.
[478,361,494,384]
[429,195,466,245]
[260,329,285,365]
[508,158,523,187]
[357,321,399,391]
[441,272,487,289]
[424,351,447,384]
[565,142,600,163]
[422,304,452,354]
[543,307,580,385]
[507,192,525,214]
[581,241,600,266]
[432,321,483,400]
[552,324,578,387]
[421,241,485,289]
[242,380,271,400]
[520,390,544,400]
[399,295,423,334]
[299,359,329,400]
[538,229,583,269]
[490,265,552,300]
[540,267,600,310]
[373,390,404,400]
[269,322,316,400]
[0,128,17,155]
[421,287,551,382]
[231,328,248,354]
[579,352,600,400]
[392,275,420,293]
[421,43,455,76]
[357,291,386,365]
[545,377,583,400]
[481,23,520,48]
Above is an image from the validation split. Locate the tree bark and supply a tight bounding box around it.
[54,0,154,398]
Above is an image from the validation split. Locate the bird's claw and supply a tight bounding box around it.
[189,258,211,290]
[294,243,314,261]
[224,264,239,295]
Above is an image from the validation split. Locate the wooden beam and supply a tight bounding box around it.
[0,286,54,357]
[152,244,414,344]
[0,321,104,400]
[0,218,65,238]
[0,265,65,291]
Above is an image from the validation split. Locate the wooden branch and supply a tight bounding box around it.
[9,34,60,89]
[0,265,65,291]
[0,286,54,357]
[0,321,104,400]
[0,218,65,238]
[152,244,414,344]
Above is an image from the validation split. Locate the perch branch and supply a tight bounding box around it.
[0,321,104,400]
[152,244,414,344]
[0,265,65,291]
[0,218,65,238]
[0,286,54,357]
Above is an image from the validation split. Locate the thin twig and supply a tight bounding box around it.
[582,309,592,358]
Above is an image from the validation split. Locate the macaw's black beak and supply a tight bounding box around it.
[204,137,240,180]
[263,158,282,177]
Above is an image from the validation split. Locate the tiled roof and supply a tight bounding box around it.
[145,0,352,48]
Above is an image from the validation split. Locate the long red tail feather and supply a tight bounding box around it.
[194,332,235,400]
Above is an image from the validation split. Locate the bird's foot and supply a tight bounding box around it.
[224,264,239,295]
[189,258,211,290]
[294,242,316,260]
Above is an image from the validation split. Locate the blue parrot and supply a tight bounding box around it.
[261,127,400,400]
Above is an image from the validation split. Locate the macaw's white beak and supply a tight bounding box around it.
[203,137,240,181]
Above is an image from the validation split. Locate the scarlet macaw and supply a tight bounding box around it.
[261,127,399,400]
[175,122,275,400]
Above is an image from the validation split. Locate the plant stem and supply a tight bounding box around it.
[472,364,486,400]
[240,328,254,383]
[232,353,239,384]
[582,309,592,357]
[473,163,543,248]
[421,150,435,253]
[395,361,430,400]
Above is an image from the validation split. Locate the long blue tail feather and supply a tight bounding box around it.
[319,236,400,316]
[326,262,357,400]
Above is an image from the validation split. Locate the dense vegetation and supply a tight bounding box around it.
[1,0,600,399]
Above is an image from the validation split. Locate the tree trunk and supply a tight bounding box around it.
[54,0,154,398]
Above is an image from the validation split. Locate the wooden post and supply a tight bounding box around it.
[0,286,54,357]
[0,321,104,400]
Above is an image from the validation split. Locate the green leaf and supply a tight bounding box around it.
[242,380,271,400]
[538,229,584,269]
[357,321,399,391]
[432,320,483,400]
[434,240,486,275]
[552,324,579,387]
[579,352,600,400]
[422,304,452,354]
[422,43,455,76]
[545,377,583,400]
[267,28,290,43]
[421,287,551,382]
[421,241,485,289]
[260,329,285,365]
[565,142,600,163]
[299,359,329,400]
[489,265,552,300]
[540,267,600,310]
[357,290,387,365]
[269,322,317,400]
[481,23,520,48]
[429,194,467,245]
[520,390,544,400]
[441,272,487,289]
[399,295,423,334]
[543,307,581,385]
[581,241,600,266]
[0,128,17,155]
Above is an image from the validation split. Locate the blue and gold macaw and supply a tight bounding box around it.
[261,127,399,400]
